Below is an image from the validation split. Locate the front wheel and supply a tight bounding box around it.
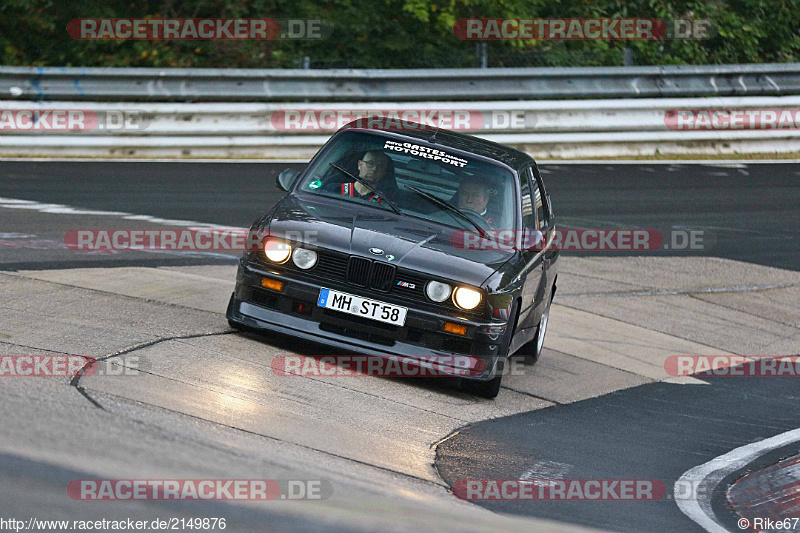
[462,357,504,399]
[462,374,502,399]
[460,297,520,399]
[521,293,552,365]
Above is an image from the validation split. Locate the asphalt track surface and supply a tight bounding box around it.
[436,375,800,532]
[1,160,799,270]
[1,160,799,532]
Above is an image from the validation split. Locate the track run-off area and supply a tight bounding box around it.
[0,160,798,532]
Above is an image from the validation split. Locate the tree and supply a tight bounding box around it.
[1,0,797,68]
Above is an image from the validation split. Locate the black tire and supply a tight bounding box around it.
[461,353,506,399]
[520,291,553,366]
[462,373,502,399]
[227,318,262,336]
[461,297,522,399]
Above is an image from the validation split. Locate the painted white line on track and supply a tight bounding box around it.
[675,427,800,533]
[2,157,800,165]
[558,282,800,299]
[520,460,573,481]
[662,376,709,385]
[0,196,244,260]
[0,196,245,231]
[541,160,800,165]
[0,157,308,163]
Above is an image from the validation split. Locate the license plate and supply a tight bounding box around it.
[317,288,407,326]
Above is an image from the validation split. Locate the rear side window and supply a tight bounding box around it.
[522,167,541,230]
[531,165,549,229]
[520,167,536,229]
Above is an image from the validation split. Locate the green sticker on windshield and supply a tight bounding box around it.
[309,180,322,189]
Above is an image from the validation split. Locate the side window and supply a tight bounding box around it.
[520,167,537,229]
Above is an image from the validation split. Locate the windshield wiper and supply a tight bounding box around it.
[404,184,494,242]
[328,163,402,215]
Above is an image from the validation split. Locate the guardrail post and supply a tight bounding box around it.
[623,48,634,66]
[477,43,488,69]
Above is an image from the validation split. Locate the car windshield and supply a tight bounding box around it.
[297,131,516,231]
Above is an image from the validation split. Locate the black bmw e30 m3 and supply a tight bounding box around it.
[226,119,558,398]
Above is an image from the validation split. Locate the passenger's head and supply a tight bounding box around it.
[457,177,490,213]
[357,150,392,185]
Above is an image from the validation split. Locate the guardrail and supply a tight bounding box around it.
[2,63,800,102]
[3,96,800,158]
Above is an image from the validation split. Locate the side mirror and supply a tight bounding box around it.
[521,228,544,252]
[276,168,300,191]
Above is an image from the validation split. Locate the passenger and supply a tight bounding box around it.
[453,177,495,225]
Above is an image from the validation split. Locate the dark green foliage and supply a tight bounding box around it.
[0,0,797,67]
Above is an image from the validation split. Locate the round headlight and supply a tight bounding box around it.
[292,247,318,270]
[425,280,452,302]
[453,286,482,310]
[264,239,291,263]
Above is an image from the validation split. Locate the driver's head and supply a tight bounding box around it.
[457,178,489,213]
[357,150,391,185]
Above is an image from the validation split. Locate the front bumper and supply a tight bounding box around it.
[225,259,510,381]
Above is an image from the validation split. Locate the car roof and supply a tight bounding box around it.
[340,118,535,170]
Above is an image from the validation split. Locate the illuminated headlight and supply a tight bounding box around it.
[425,280,452,302]
[292,247,318,269]
[264,239,291,263]
[453,286,482,310]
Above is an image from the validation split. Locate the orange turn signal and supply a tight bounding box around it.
[261,278,284,291]
[443,322,467,336]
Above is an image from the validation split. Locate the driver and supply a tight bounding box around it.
[330,150,397,203]
[454,177,495,225]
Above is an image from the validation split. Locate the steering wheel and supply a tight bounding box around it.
[456,208,493,231]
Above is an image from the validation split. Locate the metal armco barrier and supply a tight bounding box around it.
[3,96,800,158]
[2,63,800,102]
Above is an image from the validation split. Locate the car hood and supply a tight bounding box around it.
[264,194,514,287]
